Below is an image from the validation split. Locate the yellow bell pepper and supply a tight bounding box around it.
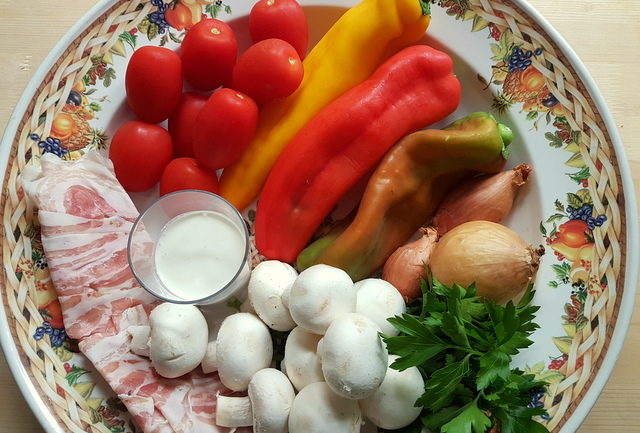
[219,0,432,210]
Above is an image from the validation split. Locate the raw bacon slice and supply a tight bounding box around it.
[21,152,156,340]
[21,152,244,433]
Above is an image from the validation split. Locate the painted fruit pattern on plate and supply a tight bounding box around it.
[13,0,616,432]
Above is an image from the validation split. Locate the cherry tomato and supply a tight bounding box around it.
[168,92,208,157]
[249,0,308,59]
[231,38,303,105]
[109,121,173,192]
[181,18,237,91]
[125,46,182,124]
[193,88,258,170]
[160,157,220,196]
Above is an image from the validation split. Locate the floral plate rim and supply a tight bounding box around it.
[0,5,129,433]
[509,1,638,430]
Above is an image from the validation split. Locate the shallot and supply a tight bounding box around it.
[431,164,532,234]
[382,227,438,302]
[429,221,544,304]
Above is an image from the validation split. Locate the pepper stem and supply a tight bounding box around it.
[498,122,513,159]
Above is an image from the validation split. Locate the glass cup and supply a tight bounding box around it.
[128,190,250,305]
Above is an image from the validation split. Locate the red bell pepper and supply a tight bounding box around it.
[255,44,461,263]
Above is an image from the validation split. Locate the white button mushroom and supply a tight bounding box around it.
[215,368,295,432]
[281,284,291,309]
[282,327,324,391]
[360,355,425,430]
[216,312,273,391]
[319,313,388,400]
[355,278,406,336]
[249,368,296,433]
[240,297,256,314]
[288,264,356,335]
[288,381,362,433]
[127,325,151,357]
[148,303,208,379]
[248,260,298,331]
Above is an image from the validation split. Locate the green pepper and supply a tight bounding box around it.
[297,112,513,281]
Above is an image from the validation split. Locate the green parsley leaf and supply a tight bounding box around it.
[440,399,492,433]
[494,406,550,433]
[477,349,511,390]
[441,311,470,348]
[418,354,471,411]
[422,406,465,431]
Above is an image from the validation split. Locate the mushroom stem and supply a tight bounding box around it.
[201,340,218,374]
[216,395,253,428]
[127,325,150,357]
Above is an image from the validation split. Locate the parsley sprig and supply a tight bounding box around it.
[382,279,550,433]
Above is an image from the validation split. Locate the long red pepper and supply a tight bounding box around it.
[255,44,461,263]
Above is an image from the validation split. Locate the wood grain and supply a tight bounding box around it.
[1,1,639,432]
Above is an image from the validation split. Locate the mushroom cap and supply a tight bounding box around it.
[283,327,324,391]
[360,356,424,430]
[355,278,406,336]
[288,382,361,433]
[249,368,296,433]
[148,303,208,378]
[248,260,298,331]
[216,312,273,391]
[288,264,356,335]
[319,313,388,399]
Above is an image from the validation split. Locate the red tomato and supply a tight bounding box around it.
[249,0,308,59]
[168,92,208,157]
[109,121,173,192]
[160,157,220,196]
[231,39,303,105]
[193,88,258,170]
[181,19,237,91]
[125,46,182,124]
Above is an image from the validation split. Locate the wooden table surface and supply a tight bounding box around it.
[1,1,639,432]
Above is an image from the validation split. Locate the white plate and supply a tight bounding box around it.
[0,1,638,432]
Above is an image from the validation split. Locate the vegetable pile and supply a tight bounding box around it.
[106,0,554,432]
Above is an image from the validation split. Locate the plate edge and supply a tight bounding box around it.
[512,1,640,432]
[0,2,119,433]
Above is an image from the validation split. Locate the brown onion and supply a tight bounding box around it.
[382,227,438,302]
[429,221,544,304]
[432,164,532,234]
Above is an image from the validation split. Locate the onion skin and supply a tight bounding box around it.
[382,227,438,302]
[432,164,532,234]
[429,221,544,304]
